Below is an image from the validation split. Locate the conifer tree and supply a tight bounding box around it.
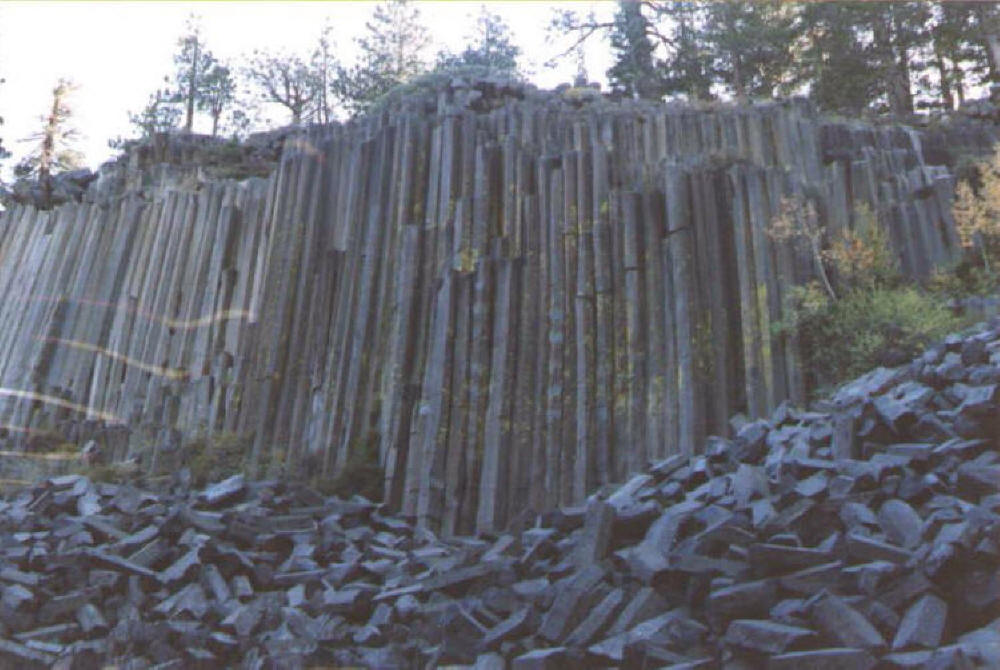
[0,76,10,163]
[797,3,878,114]
[435,8,521,76]
[172,14,215,133]
[132,88,182,136]
[700,1,800,99]
[311,23,339,124]
[658,1,713,100]
[17,79,83,209]
[200,63,236,136]
[606,0,662,99]
[338,0,431,112]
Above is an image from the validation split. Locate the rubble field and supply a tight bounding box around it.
[3,318,1000,668]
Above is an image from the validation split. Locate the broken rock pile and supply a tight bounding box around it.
[3,319,1000,668]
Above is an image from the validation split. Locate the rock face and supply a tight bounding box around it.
[0,80,995,532]
[2,315,1000,667]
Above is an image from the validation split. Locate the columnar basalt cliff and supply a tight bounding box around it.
[0,81,993,532]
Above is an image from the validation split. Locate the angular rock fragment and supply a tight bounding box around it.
[198,475,246,507]
[482,606,530,650]
[767,647,876,670]
[565,588,623,647]
[706,580,775,624]
[512,647,570,669]
[877,500,923,549]
[724,619,816,655]
[607,587,666,636]
[893,594,948,650]
[574,499,614,567]
[538,565,606,642]
[809,592,884,649]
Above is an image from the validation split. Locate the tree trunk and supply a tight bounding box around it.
[955,62,966,105]
[935,49,955,110]
[211,112,219,137]
[185,40,198,133]
[986,34,1000,83]
[39,89,58,209]
[974,6,1000,83]
[731,52,746,98]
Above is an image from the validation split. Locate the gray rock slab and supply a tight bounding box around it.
[893,594,948,650]
[809,591,885,649]
[724,619,816,654]
[877,500,924,549]
[767,648,876,670]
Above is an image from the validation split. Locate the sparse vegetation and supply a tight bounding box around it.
[310,433,384,502]
[950,144,1000,287]
[181,431,251,486]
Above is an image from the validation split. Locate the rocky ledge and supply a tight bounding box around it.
[3,318,1000,669]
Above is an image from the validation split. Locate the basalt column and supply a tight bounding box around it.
[0,90,982,532]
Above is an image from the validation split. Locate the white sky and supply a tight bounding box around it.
[0,1,615,171]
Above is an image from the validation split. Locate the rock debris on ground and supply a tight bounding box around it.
[3,319,1000,668]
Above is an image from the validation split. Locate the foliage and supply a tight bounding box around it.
[338,0,431,114]
[824,204,900,290]
[0,76,9,163]
[311,433,384,502]
[605,0,662,99]
[182,432,251,487]
[435,8,521,76]
[310,22,339,125]
[171,14,216,133]
[952,144,1000,274]
[796,3,880,115]
[767,195,836,299]
[771,198,963,394]
[795,285,968,391]
[17,78,84,208]
[927,262,999,300]
[130,88,182,139]
[547,1,1000,113]
[244,49,316,125]
[199,63,236,137]
[700,1,800,99]
[76,460,141,485]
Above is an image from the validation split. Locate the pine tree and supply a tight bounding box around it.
[700,1,801,99]
[927,3,971,109]
[435,8,521,75]
[868,2,931,115]
[338,0,431,112]
[606,1,662,99]
[172,14,215,133]
[797,3,878,114]
[18,79,84,209]
[311,23,339,124]
[972,3,1000,85]
[199,63,236,136]
[658,2,713,100]
[0,76,10,163]
[132,88,182,136]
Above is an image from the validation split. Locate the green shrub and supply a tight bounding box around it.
[795,285,971,393]
[927,259,1000,300]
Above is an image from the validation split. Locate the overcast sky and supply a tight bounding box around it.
[0,1,615,171]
